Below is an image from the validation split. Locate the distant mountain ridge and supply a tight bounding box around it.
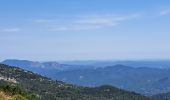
[54,65,170,95]
[62,60,170,68]
[1,59,94,79]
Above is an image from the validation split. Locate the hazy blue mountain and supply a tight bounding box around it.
[1,59,94,79]
[54,65,170,95]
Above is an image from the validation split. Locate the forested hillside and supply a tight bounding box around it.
[0,81,38,100]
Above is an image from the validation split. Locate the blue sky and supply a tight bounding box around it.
[0,0,170,61]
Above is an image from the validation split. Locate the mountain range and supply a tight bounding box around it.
[0,64,151,100]
[2,59,170,96]
[2,59,94,79]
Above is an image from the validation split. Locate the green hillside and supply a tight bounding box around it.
[0,82,38,100]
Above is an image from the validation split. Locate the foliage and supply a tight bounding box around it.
[0,83,39,100]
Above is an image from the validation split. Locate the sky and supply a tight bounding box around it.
[0,0,170,61]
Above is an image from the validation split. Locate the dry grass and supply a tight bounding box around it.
[0,91,27,100]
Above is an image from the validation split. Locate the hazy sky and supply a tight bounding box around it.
[0,0,170,61]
